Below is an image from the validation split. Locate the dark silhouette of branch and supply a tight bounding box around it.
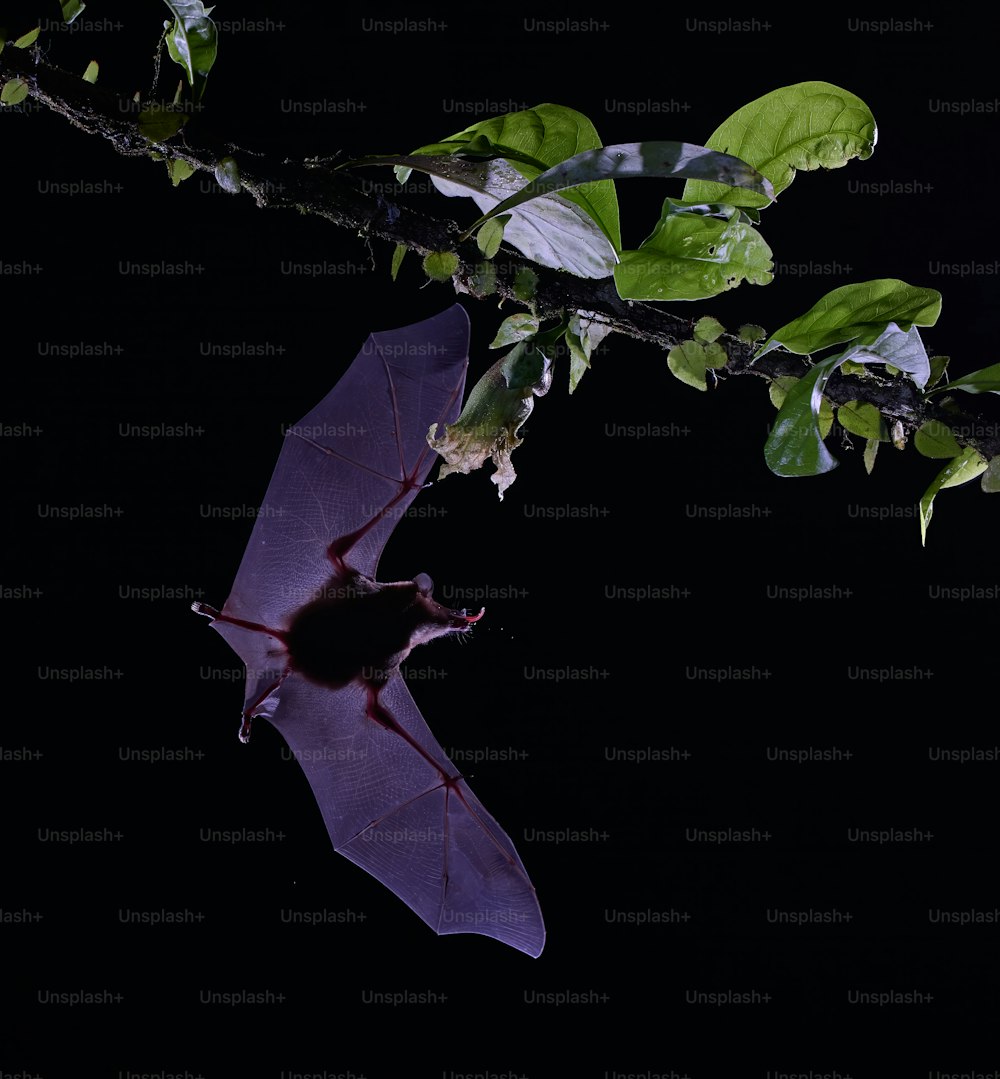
[4,45,998,458]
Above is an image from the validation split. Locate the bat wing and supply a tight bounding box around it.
[218,303,469,624]
[215,303,470,703]
[261,672,545,957]
[209,304,545,957]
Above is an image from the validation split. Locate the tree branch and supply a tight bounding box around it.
[4,45,997,458]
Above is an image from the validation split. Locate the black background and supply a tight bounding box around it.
[4,6,1000,1076]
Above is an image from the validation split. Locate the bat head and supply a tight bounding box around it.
[405,572,485,649]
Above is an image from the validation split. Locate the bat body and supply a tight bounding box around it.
[194,305,545,957]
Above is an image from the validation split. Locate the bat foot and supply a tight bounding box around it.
[192,601,220,619]
[239,715,253,743]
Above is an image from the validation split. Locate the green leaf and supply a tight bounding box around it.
[82,60,99,84]
[565,329,590,393]
[462,140,773,237]
[406,104,621,251]
[60,0,86,22]
[566,311,612,392]
[12,27,40,48]
[0,29,5,55]
[863,437,879,475]
[982,457,1000,493]
[756,280,942,359]
[476,215,508,258]
[738,324,766,344]
[614,199,772,302]
[919,447,987,545]
[1,78,28,106]
[167,158,195,186]
[138,108,188,141]
[765,363,839,476]
[163,0,217,102]
[513,266,538,302]
[682,81,877,210]
[422,251,459,282]
[667,341,712,392]
[693,316,725,344]
[375,152,617,279]
[428,343,552,499]
[768,376,798,410]
[703,342,727,369]
[213,155,241,194]
[491,313,540,348]
[926,355,949,390]
[838,401,886,441]
[390,243,407,281]
[763,324,933,477]
[926,361,1000,397]
[914,420,961,459]
[420,251,459,282]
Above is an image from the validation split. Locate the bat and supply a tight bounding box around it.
[193,304,545,957]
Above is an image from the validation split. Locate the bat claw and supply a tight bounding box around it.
[239,715,253,743]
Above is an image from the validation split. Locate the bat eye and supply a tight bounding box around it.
[414,573,434,597]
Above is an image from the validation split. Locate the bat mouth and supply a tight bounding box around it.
[450,606,485,629]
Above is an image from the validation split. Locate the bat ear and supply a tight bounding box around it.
[413,572,434,597]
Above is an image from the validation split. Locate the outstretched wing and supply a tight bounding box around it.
[260,672,545,957]
[215,303,469,705]
[219,303,470,633]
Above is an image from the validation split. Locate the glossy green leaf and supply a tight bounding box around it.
[914,420,961,458]
[919,447,987,545]
[12,27,40,47]
[405,104,621,252]
[1,78,28,106]
[614,199,772,302]
[463,140,772,237]
[163,0,217,102]
[926,361,1000,397]
[764,324,932,477]
[476,215,507,258]
[982,457,1000,493]
[838,401,886,441]
[694,316,725,344]
[82,60,99,84]
[422,251,459,282]
[491,313,539,348]
[376,151,617,278]
[756,280,942,359]
[765,363,838,476]
[683,81,877,210]
[863,437,879,475]
[390,243,406,281]
[138,108,188,141]
[60,0,86,22]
